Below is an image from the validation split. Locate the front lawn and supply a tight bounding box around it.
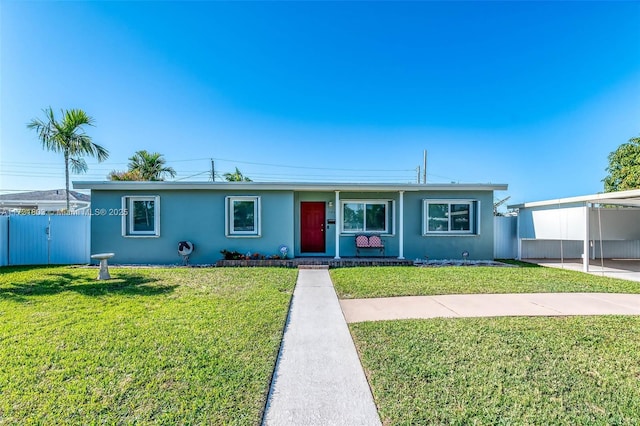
[0,266,297,425]
[352,316,640,424]
[331,264,640,299]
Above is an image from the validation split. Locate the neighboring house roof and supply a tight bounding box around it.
[508,188,640,209]
[0,189,91,211]
[73,181,508,192]
[0,189,90,203]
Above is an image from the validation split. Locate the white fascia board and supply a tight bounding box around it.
[73,181,508,192]
[508,188,640,209]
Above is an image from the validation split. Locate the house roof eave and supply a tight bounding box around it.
[73,181,508,192]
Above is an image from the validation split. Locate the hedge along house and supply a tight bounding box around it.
[73,181,507,264]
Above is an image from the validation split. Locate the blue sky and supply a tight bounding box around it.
[1,1,639,205]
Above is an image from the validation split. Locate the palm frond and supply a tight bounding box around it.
[69,157,88,174]
[63,109,95,128]
[26,107,63,152]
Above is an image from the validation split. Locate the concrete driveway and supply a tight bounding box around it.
[524,258,640,282]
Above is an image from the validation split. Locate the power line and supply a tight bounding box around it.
[0,170,452,182]
[174,171,210,181]
[1,155,459,183]
[205,157,414,172]
[1,156,414,173]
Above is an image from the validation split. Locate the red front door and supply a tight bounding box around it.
[301,202,326,253]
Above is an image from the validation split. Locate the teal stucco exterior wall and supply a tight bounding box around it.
[90,189,294,264]
[401,190,495,260]
[89,187,496,264]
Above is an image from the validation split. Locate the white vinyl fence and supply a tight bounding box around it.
[0,215,90,266]
[494,216,518,259]
[0,216,7,266]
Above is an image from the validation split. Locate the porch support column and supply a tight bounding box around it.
[334,191,341,259]
[583,202,590,272]
[398,191,405,259]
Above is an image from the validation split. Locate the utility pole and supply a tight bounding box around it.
[423,150,427,184]
[416,166,421,184]
[211,159,215,182]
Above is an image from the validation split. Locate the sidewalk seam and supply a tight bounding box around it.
[528,301,564,315]
[431,296,462,317]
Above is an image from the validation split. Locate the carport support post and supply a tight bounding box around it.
[583,203,590,272]
[516,210,522,260]
[334,191,341,259]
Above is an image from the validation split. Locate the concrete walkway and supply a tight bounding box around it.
[340,293,640,323]
[263,268,381,426]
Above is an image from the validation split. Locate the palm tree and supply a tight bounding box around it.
[126,150,176,181]
[27,107,109,211]
[224,167,252,182]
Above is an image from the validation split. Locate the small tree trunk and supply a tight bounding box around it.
[64,151,70,212]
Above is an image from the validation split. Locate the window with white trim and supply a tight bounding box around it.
[121,196,160,237]
[423,200,476,234]
[341,200,393,234]
[226,196,261,236]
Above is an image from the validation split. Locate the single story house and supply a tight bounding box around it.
[73,181,507,264]
[508,188,640,271]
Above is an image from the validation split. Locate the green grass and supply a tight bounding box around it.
[0,266,297,425]
[331,264,640,299]
[351,316,640,425]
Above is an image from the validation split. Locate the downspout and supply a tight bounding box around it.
[398,191,404,259]
[334,191,340,259]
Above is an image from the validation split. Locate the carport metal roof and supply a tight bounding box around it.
[508,188,640,209]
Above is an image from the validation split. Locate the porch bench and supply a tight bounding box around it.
[355,234,385,257]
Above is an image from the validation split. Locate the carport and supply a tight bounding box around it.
[509,189,640,273]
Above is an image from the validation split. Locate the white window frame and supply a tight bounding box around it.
[226,196,261,237]
[340,199,394,235]
[423,199,476,235]
[121,196,160,237]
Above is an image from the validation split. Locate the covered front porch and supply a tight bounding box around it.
[294,189,409,260]
[294,184,500,261]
